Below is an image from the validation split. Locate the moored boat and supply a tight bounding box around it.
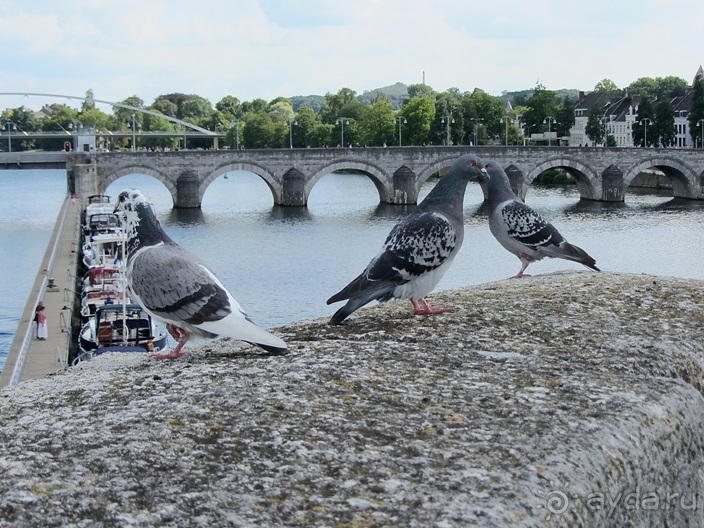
[75,303,169,363]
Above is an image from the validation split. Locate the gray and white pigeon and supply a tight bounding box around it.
[327,154,486,324]
[113,189,287,359]
[480,161,600,278]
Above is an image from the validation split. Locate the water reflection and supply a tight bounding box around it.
[166,207,207,226]
[267,206,313,224]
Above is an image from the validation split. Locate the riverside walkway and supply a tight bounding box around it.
[0,196,82,387]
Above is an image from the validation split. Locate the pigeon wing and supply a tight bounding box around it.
[501,201,565,251]
[373,211,459,281]
[129,243,232,326]
[328,211,458,304]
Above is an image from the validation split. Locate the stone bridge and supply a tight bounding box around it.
[67,146,704,208]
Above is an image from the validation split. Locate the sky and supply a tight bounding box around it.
[1,0,703,112]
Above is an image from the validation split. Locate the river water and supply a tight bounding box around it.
[2,167,704,373]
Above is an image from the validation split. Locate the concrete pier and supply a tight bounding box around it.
[0,196,82,387]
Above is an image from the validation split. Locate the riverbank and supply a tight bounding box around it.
[1,272,703,526]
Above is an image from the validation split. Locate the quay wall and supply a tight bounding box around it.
[1,272,704,526]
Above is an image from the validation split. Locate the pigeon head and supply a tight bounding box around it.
[113,188,171,253]
[482,161,519,205]
[421,154,485,207]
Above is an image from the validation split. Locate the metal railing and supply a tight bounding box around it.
[8,196,71,386]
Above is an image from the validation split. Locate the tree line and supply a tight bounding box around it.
[2,74,703,152]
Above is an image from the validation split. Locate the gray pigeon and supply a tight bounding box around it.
[327,154,486,324]
[480,161,600,278]
[114,189,287,359]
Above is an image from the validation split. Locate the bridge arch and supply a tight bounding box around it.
[306,159,392,204]
[202,161,280,205]
[623,156,701,199]
[416,156,466,191]
[100,164,177,204]
[525,156,602,200]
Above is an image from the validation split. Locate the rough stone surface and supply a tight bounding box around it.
[2,272,704,527]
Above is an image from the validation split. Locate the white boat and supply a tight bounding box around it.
[83,194,114,226]
[75,303,169,362]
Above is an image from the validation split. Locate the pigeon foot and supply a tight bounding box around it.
[410,299,454,316]
[510,273,531,279]
[150,350,186,360]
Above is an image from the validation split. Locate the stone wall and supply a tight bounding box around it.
[1,272,704,526]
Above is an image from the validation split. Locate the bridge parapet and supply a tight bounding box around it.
[65,146,704,208]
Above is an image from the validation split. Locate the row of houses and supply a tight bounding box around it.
[569,65,704,148]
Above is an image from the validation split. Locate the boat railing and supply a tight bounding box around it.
[8,197,71,386]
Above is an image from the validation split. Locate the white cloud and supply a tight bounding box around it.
[1,0,703,111]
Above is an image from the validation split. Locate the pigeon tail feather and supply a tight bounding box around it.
[560,242,600,271]
[247,341,289,355]
[327,282,397,325]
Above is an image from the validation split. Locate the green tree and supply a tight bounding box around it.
[461,88,503,145]
[242,110,277,149]
[141,111,178,149]
[241,98,269,114]
[523,82,558,140]
[400,96,435,146]
[688,79,704,147]
[593,79,622,98]
[319,88,364,124]
[152,98,178,118]
[654,98,676,147]
[633,98,656,146]
[627,77,658,99]
[215,95,242,120]
[359,93,394,146]
[1,106,40,151]
[585,105,606,146]
[433,90,462,145]
[309,122,334,148]
[657,76,689,98]
[555,96,576,143]
[82,89,96,113]
[181,96,213,124]
[292,106,318,147]
[406,83,437,101]
[78,107,113,132]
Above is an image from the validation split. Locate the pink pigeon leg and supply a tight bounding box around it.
[410,298,454,316]
[151,324,190,360]
[510,257,532,279]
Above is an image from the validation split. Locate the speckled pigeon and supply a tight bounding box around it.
[114,189,287,359]
[480,161,600,278]
[326,154,486,324]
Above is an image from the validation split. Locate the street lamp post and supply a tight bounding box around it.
[229,120,242,150]
[335,117,349,147]
[543,116,558,146]
[2,121,15,152]
[68,122,83,152]
[286,119,298,149]
[394,115,407,146]
[500,116,510,146]
[697,119,704,149]
[470,117,484,146]
[639,118,652,147]
[440,114,455,146]
[524,124,536,146]
[127,113,138,151]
